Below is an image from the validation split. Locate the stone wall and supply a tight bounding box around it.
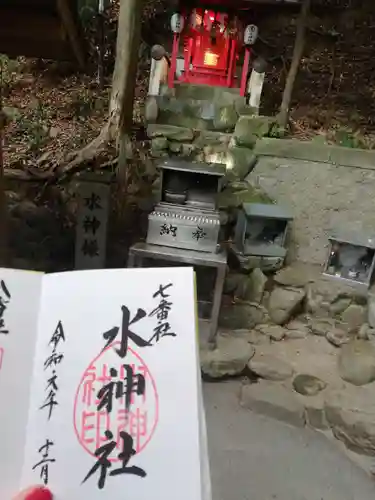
[248,138,375,265]
[146,83,278,182]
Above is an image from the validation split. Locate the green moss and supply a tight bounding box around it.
[218,183,274,209]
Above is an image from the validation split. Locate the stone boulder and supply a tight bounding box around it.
[219,303,267,330]
[151,137,168,153]
[358,324,375,341]
[325,387,375,456]
[284,320,309,339]
[226,147,257,181]
[340,304,367,333]
[248,353,293,381]
[326,327,350,347]
[308,318,335,337]
[236,254,284,273]
[273,264,316,288]
[268,287,306,325]
[256,324,285,341]
[223,273,246,296]
[230,329,270,345]
[200,334,255,378]
[218,182,273,211]
[338,340,375,386]
[233,115,275,148]
[242,268,268,303]
[213,104,238,131]
[329,296,352,315]
[147,123,194,141]
[292,374,327,396]
[194,130,232,148]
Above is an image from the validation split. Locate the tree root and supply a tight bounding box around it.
[6,0,143,193]
[57,121,113,176]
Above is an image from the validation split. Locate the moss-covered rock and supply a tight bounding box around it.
[234,115,276,147]
[226,147,257,180]
[218,182,274,210]
[234,97,258,117]
[147,124,194,141]
[213,104,239,132]
[169,141,182,153]
[151,137,168,150]
[194,131,232,148]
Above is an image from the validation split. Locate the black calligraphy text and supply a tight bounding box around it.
[82,430,146,490]
[81,238,99,257]
[102,306,150,359]
[85,193,102,211]
[0,280,11,335]
[83,215,101,236]
[32,439,55,485]
[97,365,145,414]
[160,223,177,237]
[192,226,206,241]
[40,321,65,419]
[148,283,175,343]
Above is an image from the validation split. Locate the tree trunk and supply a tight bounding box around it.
[114,0,142,186]
[278,0,311,129]
[59,0,143,178]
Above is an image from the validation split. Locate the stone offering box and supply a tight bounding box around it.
[147,159,226,253]
[234,202,293,258]
[147,206,221,253]
[323,233,375,287]
[156,158,226,210]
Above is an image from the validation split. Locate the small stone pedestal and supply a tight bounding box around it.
[127,242,227,344]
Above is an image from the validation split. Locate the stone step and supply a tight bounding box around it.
[156,93,243,132]
[240,380,306,428]
[174,82,240,102]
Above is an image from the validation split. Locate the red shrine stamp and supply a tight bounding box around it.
[0,347,3,371]
[74,343,159,461]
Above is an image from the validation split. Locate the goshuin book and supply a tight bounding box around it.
[0,267,211,500]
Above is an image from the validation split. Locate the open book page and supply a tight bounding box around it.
[193,272,212,500]
[21,267,203,500]
[0,269,43,499]
[198,366,212,500]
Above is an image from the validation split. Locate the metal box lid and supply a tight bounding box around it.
[242,203,293,220]
[159,158,226,177]
[151,205,220,225]
[328,231,375,250]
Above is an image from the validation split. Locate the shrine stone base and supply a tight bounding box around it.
[145,83,278,183]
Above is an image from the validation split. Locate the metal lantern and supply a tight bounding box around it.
[244,24,258,45]
[171,13,185,34]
